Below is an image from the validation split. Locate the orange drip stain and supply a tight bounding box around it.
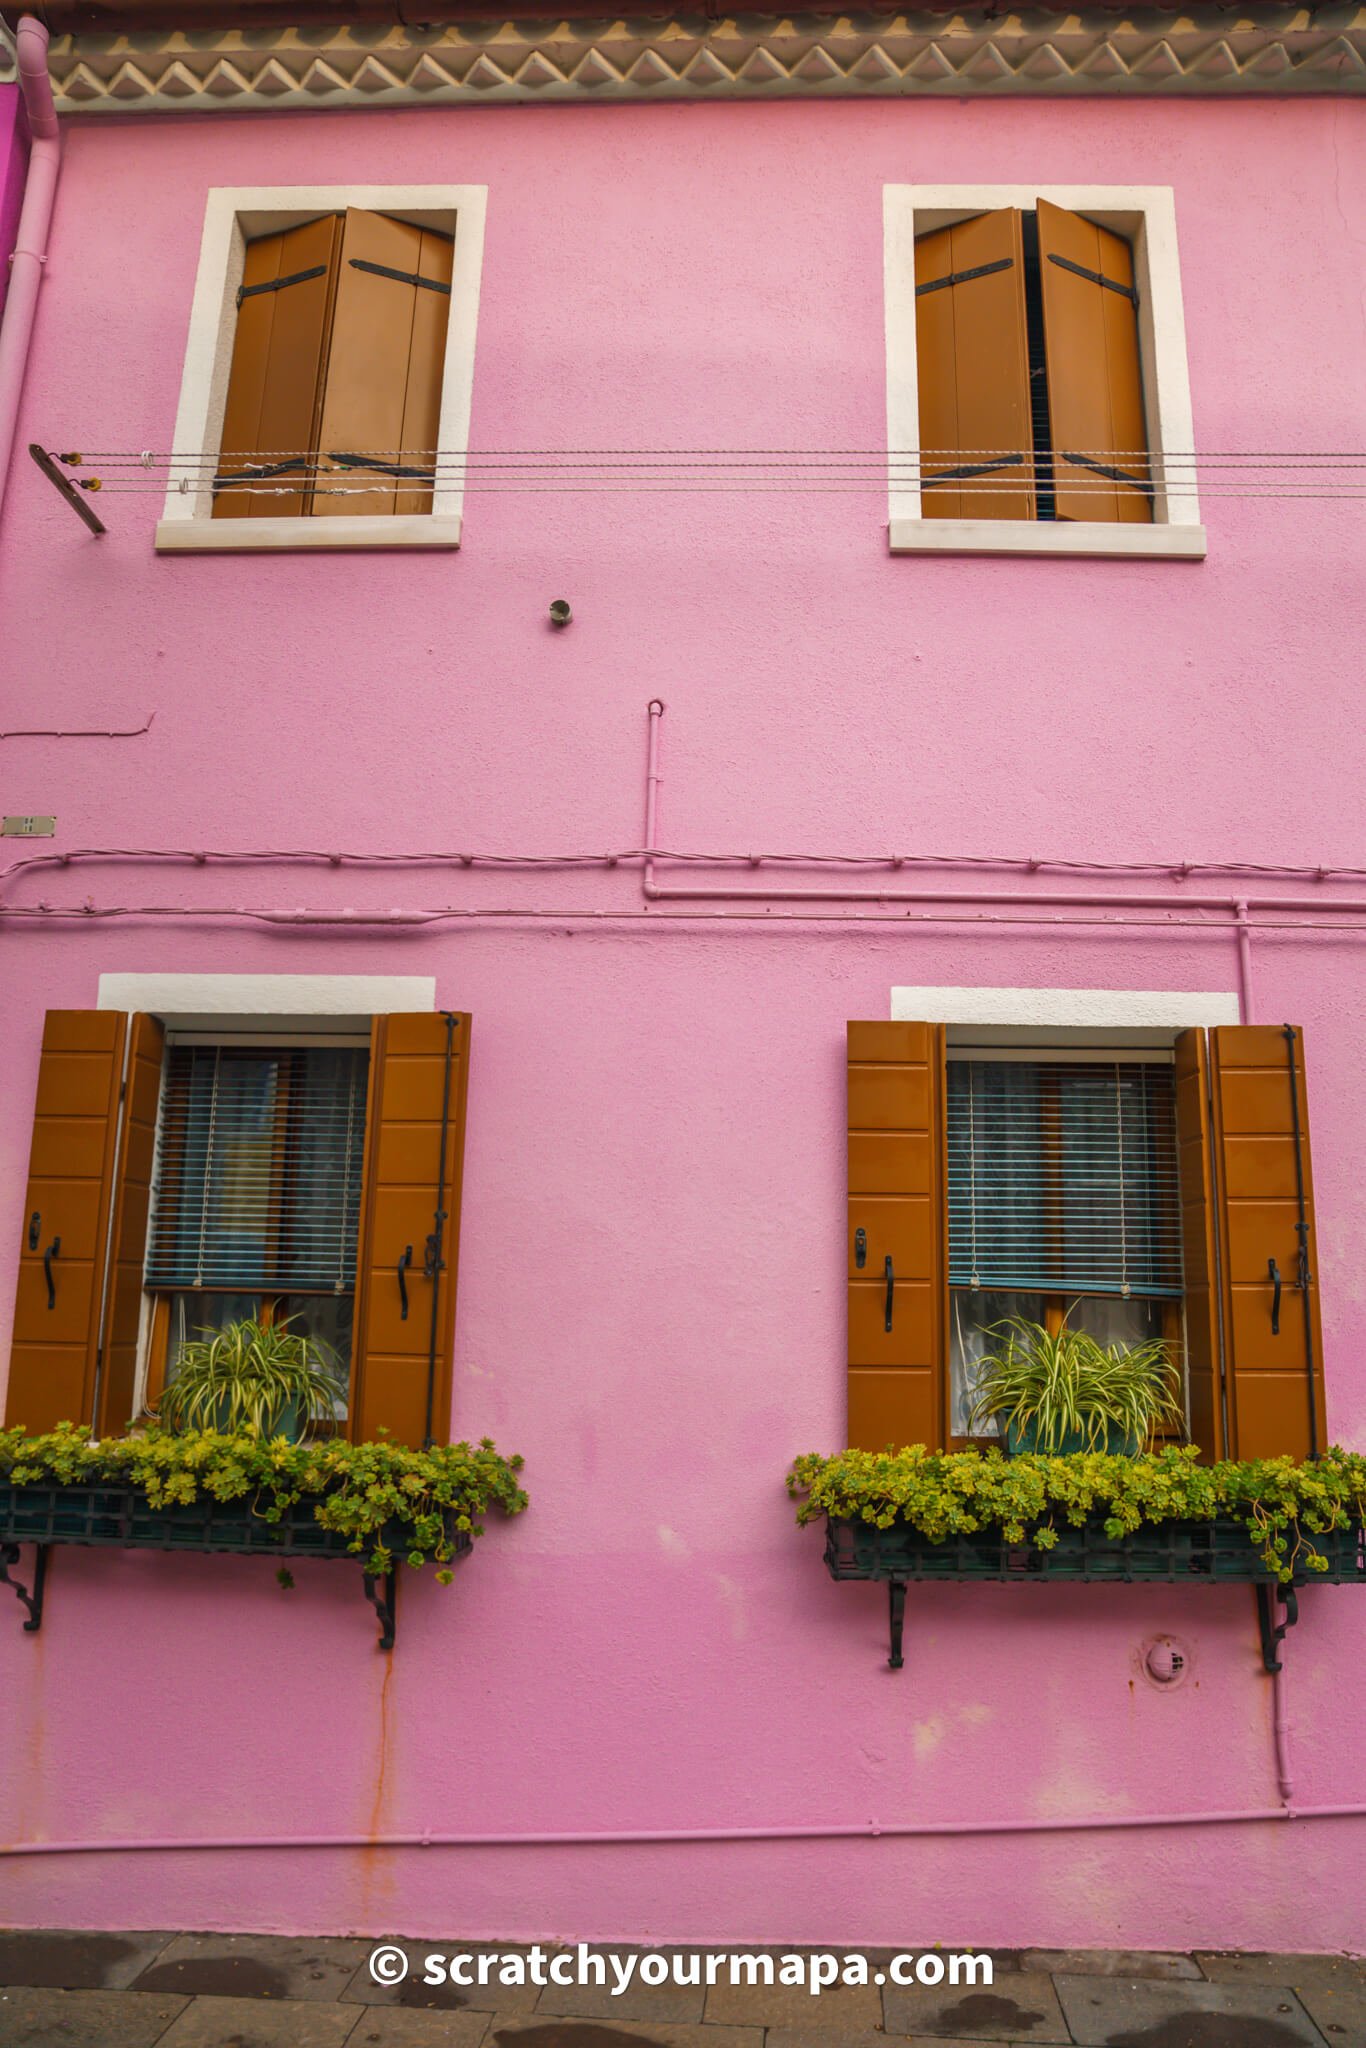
[356,1649,400,1929]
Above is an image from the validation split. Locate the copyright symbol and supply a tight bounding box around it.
[369,1945,409,1986]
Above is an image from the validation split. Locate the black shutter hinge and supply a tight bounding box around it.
[327,452,436,481]
[237,264,327,308]
[349,257,451,296]
[1047,252,1138,305]
[916,256,1013,299]
[1060,451,1154,498]
[923,454,1025,488]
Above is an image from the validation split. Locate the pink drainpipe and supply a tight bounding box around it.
[0,15,58,521]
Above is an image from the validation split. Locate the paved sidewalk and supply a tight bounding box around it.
[1,1934,1364,2048]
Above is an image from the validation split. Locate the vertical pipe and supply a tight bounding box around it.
[1272,1637,1295,1805]
[0,18,59,522]
[1234,900,1255,1022]
[644,699,665,899]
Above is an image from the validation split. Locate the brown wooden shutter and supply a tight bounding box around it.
[1209,1025,1325,1461]
[915,211,1033,522]
[95,1014,165,1437]
[214,214,342,521]
[847,1022,947,1451]
[351,1013,471,1447]
[4,1012,128,1434]
[313,210,453,520]
[1036,198,1151,526]
[1174,1027,1226,1461]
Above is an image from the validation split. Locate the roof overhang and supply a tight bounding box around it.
[3,3,1363,111]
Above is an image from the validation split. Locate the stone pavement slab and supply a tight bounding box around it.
[0,1928,175,1990]
[156,1992,362,2046]
[1293,1979,1366,2047]
[134,1932,371,2002]
[346,2013,495,2048]
[882,1969,1071,2042]
[343,1948,554,2014]
[488,2017,765,2048]
[0,1984,189,2047]
[1196,1953,1366,1992]
[1054,1971,1328,2046]
[1022,1950,1203,1981]
[533,1952,705,2023]
[704,1971,883,2030]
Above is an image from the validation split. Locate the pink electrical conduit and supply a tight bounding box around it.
[0,16,58,520]
[4,1803,1366,1859]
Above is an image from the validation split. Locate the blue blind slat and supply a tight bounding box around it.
[946,1059,1182,1298]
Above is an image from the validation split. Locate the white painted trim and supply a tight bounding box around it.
[97,973,436,1016]
[884,184,1201,547]
[159,184,487,538]
[888,518,1206,559]
[891,986,1241,1028]
[155,514,462,553]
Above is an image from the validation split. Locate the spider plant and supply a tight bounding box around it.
[966,1312,1184,1456]
[150,1316,344,1441]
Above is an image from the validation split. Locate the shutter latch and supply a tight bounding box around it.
[854,1227,867,1270]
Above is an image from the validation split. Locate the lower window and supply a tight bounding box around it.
[945,1056,1184,1443]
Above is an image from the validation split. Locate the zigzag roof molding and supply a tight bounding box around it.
[3,7,1363,109]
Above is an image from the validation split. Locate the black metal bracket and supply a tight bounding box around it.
[238,262,327,307]
[362,1567,398,1651]
[1047,251,1138,304]
[328,451,436,481]
[888,1580,907,1670]
[1256,1581,1298,1675]
[854,1227,867,1270]
[1,1543,48,1632]
[916,256,1013,298]
[1060,451,1154,498]
[28,446,107,536]
[923,454,1024,488]
[350,256,451,295]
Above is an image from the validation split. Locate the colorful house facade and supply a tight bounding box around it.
[0,0,1364,1956]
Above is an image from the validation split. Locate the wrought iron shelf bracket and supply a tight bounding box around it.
[363,1567,399,1651]
[1256,1582,1299,1675]
[0,1542,47,1632]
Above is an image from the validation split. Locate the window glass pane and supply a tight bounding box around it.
[163,1291,350,1423]
[949,1290,1047,1439]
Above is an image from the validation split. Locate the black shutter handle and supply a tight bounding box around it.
[43,1237,60,1312]
[854,1227,867,1270]
[884,1255,895,1334]
[28,1211,40,1251]
[1268,1257,1282,1336]
[397,1244,413,1322]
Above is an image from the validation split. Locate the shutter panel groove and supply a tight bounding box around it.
[847,1022,947,1450]
[351,1013,471,1447]
[5,1011,128,1434]
[914,211,1033,523]
[1036,198,1151,525]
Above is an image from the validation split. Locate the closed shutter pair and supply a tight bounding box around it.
[215,208,453,520]
[3,1011,470,1446]
[847,1022,1325,1460]
[915,200,1150,524]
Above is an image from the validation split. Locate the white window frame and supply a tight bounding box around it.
[883,186,1205,561]
[156,186,487,555]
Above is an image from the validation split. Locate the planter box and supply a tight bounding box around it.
[825,1512,1365,1586]
[0,1481,471,1648]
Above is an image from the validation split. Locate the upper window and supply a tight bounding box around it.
[884,186,1204,560]
[215,211,452,525]
[158,186,486,555]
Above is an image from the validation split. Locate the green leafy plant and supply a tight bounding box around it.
[788,1443,1366,1581]
[148,1315,344,1441]
[0,1424,527,1579]
[965,1312,1184,1454]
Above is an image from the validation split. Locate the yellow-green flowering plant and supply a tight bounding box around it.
[0,1423,527,1581]
[788,1443,1366,1582]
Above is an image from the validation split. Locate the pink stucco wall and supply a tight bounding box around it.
[1,93,1365,1953]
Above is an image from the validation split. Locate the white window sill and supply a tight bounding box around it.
[889,519,1206,561]
[155,515,462,554]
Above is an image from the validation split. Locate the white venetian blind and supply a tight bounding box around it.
[946,1058,1183,1298]
[145,1046,368,1292]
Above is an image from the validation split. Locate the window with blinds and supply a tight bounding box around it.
[145,1046,369,1294]
[946,1059,1182,1300]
